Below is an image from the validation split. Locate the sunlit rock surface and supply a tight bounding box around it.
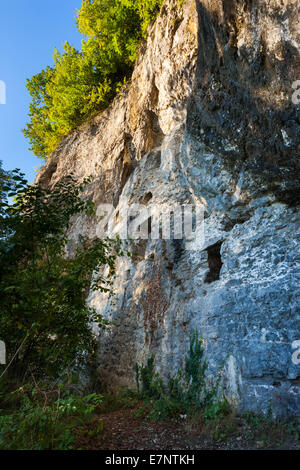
[37,0,300,419]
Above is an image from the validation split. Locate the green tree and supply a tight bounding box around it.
[0,171,122,380]
[23,0,164,160]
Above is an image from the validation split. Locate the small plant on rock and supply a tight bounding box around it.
[135,330,230,421]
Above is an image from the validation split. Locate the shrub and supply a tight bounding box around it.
[0,170,123,380]
[0,383,103,450]
[135,330,230,421]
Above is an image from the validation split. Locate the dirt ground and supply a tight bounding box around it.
[75,407,300,451]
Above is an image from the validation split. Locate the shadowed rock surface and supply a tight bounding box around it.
[37,0,300,419]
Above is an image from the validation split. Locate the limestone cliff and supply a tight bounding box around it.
[37,0,300,419]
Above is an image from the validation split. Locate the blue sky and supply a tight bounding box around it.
[0,0,83,182]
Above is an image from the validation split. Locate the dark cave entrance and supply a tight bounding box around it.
[204,241,223,283]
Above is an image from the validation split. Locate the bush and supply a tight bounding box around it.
[135,330,230,421]
[23,0,165,159]
[0,170,123,380]
[0,383,103,450]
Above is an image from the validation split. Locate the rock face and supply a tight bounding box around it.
[37,0,300,419]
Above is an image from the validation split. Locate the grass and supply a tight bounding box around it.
[0,380,298,450]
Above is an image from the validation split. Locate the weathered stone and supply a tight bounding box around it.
[36,0,300,419]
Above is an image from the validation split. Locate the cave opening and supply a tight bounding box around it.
[204,241,223,283]
[140,192,153,205]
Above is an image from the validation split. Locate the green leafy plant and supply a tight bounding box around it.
[23,0,165,159]
[0,383,103,450]
[99,388,139,413]
[135,330,230,421]
[0,169,123,381]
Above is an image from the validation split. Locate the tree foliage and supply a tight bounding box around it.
[0,169,122,379]
[23,0,164,159]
